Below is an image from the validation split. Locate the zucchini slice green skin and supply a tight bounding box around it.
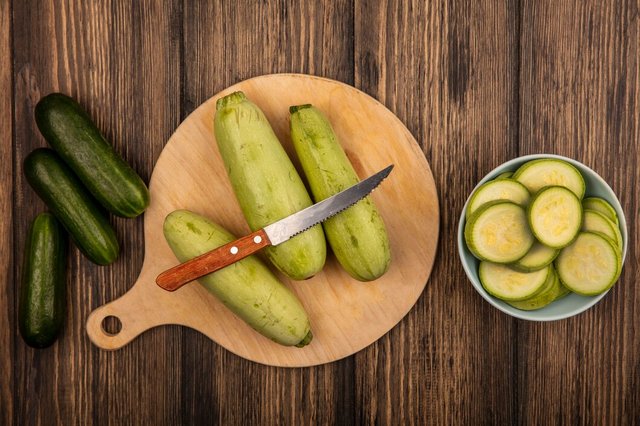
[479,262,550,301]
[527,186,582,249]
[23,148,119,265]
[289,104,391,281]
[507,266,558,310]
[214,92,326,280]
[510,241,559,272]
[495,171,514,180]
[466,179,530,220]
[163,210,313,347]
[555,232,621,296]
[465,157,626,307]
[513,158,586,199]
[465,201,534,263]
[35,93,150,218]
[19,213,67,348]
[582,209,623,251]
[582,197,619,224]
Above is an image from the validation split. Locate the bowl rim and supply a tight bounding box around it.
[457,153,628,321]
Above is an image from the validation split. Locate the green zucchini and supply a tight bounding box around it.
[582,210,622,251]
[289,104,390,281]
[163,210,312,347]
[35,93,149,218]
[513,158,585,199]
[510,241,559,272]
[527,186,582,248]
[19,213,67,348]
[24,148,119,265]
[466,178,530,220]
[506,265,558,310]
[495,171,514,180]
[479,262,550,301]
[582,197,619,224]
[214,92,326,280]
[555,232,621,295]
[464,201,534,264]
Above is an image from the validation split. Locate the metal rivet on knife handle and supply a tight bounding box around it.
[155,229,271,292]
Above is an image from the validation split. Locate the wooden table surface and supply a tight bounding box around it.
[1,0,638,424]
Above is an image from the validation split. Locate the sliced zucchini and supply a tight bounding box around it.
[555,232,621,295]
[479,262,550,301]
[513,159,585,199]
[507,266,559,310]
[466,179,530,219]
[582,210,622,251]
[496,171,514,180]
[464,201,534,263]
[527,186,582,248]
[510,241,559,272]
[582,197,618,225]
[553,279,571,301]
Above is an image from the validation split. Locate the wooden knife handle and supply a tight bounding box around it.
[156,229,271,291]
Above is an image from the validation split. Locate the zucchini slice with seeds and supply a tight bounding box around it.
[582,210,622,251]
[466,179,530,219]
[507,266,558,310]
[527,186,582,248]
[464,201,534,263]
[479,262,550,301]
[510,241,559,272]
[513,158,585,199]
[555,232,621,295]
[582,197,619,225]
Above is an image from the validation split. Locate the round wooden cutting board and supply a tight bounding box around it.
[86,74,440,367]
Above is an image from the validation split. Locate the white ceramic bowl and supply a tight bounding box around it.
[457,154,628,321]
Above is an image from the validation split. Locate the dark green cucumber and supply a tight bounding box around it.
[289,104,391,281]
[24,148,119,265]
[35,93,149,218]
[19,213,67,348]
[214,92,326,280]
[163,210,312,347]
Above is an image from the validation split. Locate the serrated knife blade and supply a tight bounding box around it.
[156,164,394,291]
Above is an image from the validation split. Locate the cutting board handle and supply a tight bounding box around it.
[86,280,162,350]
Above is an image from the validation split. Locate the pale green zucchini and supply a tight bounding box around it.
[163,210,312,347]
[555,232,621,295]
[289,104,391,281]
[513,158,585,199]
[507,265,559,310]
[213,92,326,280]
[466,178,530,219]
[510,241,559,272]
[527,186,582,248]
[465,201,534,263]
[582,210,622,251]
[582,197,619,224]
[479,262,550,301]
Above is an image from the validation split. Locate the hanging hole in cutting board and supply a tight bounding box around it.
[101,315,122,336]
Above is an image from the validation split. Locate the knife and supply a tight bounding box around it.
[155,164,394,291]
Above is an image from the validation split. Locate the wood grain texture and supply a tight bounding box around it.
[517,0,640,423]
[11,0,182,424]
[0,0,13,423]
[4,0,640,424]
[354,0,521,423]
